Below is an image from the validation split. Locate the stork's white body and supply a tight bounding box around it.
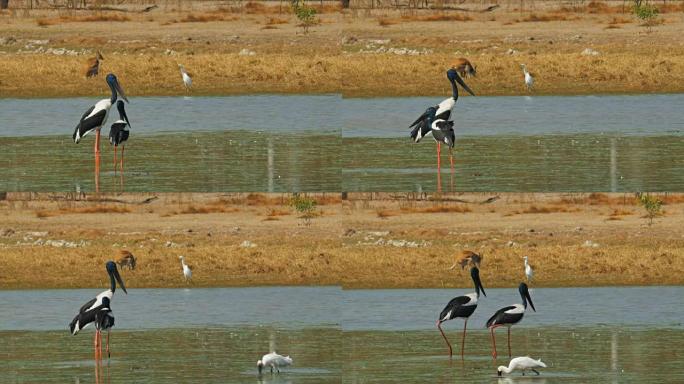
[498,356,547,376]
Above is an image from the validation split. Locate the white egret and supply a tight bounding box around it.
[179,64,192,91]
[521,64,534,92]
[179,256,192,282]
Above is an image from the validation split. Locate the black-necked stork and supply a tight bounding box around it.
[486,282,536,360]
[410,68,474,186]
[108,100,131,173]
[69,261,127,359]
[436,266,486,359]
[73,73,128,190]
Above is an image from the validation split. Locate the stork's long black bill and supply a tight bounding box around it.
[113,268,127,294]
[454,73,475,96]
[115,80,129,103]
[525,289,535,311]
[471,267,486,297]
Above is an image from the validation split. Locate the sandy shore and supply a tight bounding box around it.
[1,192,682,289]
[1,2,684,97]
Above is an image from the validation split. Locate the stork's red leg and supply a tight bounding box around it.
[106,330,111,358]
[113,146,118,175]
[120,145,125,173]
[436,320,452,358]
[507,327,512,358]
[449,147,455,192]
[436,142,442,193]
[461,318,468,360]
[490,325,503,359]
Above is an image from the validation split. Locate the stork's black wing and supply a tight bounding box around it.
[109,122,129,146]
[486,306,517,328]
[78,297,97,314]
[73,108,107,143]
[439,295,476,321]
[410,107,437,143]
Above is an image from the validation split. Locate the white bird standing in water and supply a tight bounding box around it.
[498,356,547,376]
[524,256,534,282]
[521,64,534,92]
[178,64,192,91]
[179,256,192,282]
[257,352,293,374]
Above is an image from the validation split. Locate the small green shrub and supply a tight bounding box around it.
[637,192,662,226]
[291,0,317,34]
[289,194,317,225]
[632,0,659,28]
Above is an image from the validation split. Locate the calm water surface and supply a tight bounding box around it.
[1,286,681,383]
[2,95,683,192]
[343,94,684,192]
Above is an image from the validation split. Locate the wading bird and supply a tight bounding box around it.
[108,100,131,174]
[69,261,127,359]
[73,73,128,191]
[498,356,547,376]
[437,266,486,359]
[410,68,475,187]
[179,64,192,91]
[85,51,104,78]
[486,283,536,359]
[257,352,293,374]
[451,57,476,79]
[523,256,534,282]
[520,64,534,92]
[450,250,483,270]
[179,256,192,282]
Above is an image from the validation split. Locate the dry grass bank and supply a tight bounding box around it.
[0,1,683,97]
[0,192,682,289]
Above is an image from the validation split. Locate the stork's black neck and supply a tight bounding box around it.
[450,77,458,102]
[109,271,116,293]
[109,83,117,104]
[521,290,527,308]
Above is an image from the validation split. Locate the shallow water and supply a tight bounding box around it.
[2,95,683,192]
[1,286,681,382]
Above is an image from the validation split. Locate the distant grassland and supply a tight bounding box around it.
[1,0,684,97]
[0,192,682,289]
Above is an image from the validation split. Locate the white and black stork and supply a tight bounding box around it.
[73,73,128,190]
[486,282,536,360]
[409,68,475,179]
[436,266,486,359]
[69,261,127,360]
[108,100,131,173]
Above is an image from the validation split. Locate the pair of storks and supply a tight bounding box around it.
[437,267,536,360]
[410,68,475,180]
[69,261,127,360]
[73,73,132,175]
